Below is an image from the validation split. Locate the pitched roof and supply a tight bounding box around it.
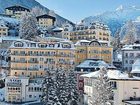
[5,5,30,12]
[36,14,56,21]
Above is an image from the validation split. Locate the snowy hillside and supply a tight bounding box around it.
[0,0,73,26]
[83,5,140,36]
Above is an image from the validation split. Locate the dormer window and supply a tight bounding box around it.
[49,44,54,47]
[38,43,46,48]
[62,44,71,48]
[14,41,24,47]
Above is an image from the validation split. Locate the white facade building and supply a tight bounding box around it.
[122,43,140,71]
[82,69,140,105]
[5,76,43,103]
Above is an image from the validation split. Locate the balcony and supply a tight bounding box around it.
[11,53,27,56]
[28,61,39,63]
[28,68,39,71]
[7,82,22,87]
[11,60,27,63]
[11,68,27,70]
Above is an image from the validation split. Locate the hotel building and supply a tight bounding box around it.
[9,39,75,78]
[5,5,30,19]
[62,21,111,45]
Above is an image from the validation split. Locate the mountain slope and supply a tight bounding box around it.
[0,0,73,26]
[83,5,140,36]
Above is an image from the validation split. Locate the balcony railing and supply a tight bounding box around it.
[11,61,27,63]
[11,68,27,70]
[28,61,39,63]
[28,68,39,71]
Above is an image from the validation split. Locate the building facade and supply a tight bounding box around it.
[82,69,140,105]
[0,22,8,37]
[5,5,30,19]
[62,21,111,45]
[9,39,75,78]
[36,14,56,28]
[75,40,113,65]
[5,76,43,103]
[122,43,140,71]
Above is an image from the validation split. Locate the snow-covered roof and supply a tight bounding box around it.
[0,16,19,24]
[10,39,75,50]
[0,36,20,41]
[75,40,90,45]
[81,70,140,80]
[76,59,108,68]
[0,19,8,28]
[53,27,63,31]
[131,58,140,73]
[123,100,140,105]
[122,43,140,50]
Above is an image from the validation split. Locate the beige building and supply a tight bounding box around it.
[75,40,113,65]
[36,14,56,28]
[0,21,8,37]
[9,39,75,78]
[5,5,30,19]
[62,21,111,45]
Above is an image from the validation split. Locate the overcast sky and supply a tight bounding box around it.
[36,0,140,22]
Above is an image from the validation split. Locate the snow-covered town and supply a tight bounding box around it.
[0,0,140,105]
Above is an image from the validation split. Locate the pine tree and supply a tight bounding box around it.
[67,70,79,105]
[93,67,112,105]
[42,72,62,105]
[19,12,38,40]
[41,69,80,105]
[56,70,69,105]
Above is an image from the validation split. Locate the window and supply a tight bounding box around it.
[22,72,24,75]
[130,60,134,64]
[125,60,128,64]
[130,53,134,57]
[125,53,128,57]
[29,95,32,98]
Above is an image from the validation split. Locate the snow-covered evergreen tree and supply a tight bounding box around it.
[93,67,112,105]
[122,20,137,44]
[113,29,121,50]
[55,70,69,105]
[42,68,79,105]
[67,70,79,105]
[19,12,38,40]
[42,72,62,105]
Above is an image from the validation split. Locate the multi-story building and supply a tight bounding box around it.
[122,42,140,71]
[36,14,56,28]
[62,21,111,45]
[5,5,30,19]
[0,20,8,37]
[82,69,140,105]
[75,40,113,65]
[9,39,75,78]
[5,76,43,103]
[75,59,109,94]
